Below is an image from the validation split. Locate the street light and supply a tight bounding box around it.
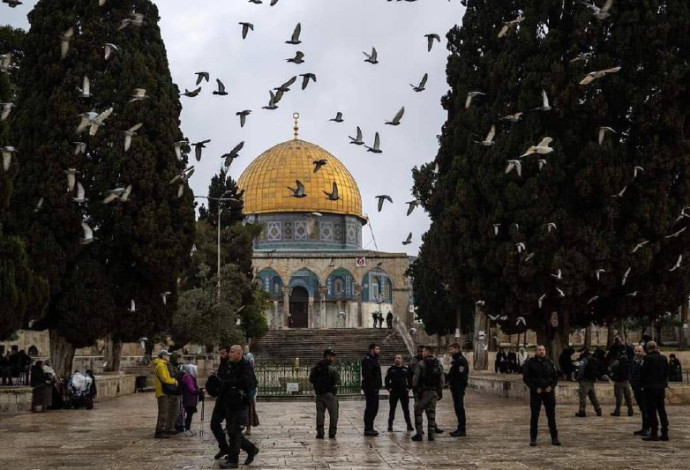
[194,191,241,302]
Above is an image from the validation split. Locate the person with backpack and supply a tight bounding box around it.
[411,345,444,441]
[609,351,634,416]
[309,348,340,439]
[447,343,469,437]
[575,348,602,417]
[361,343,382,436]
[385,354,413,432]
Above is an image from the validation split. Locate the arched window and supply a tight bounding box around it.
[371,276,382,302]
[272,277,282,296]
[334,277,345,298]
[28,345,39,357]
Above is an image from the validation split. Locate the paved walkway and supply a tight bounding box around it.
[0,390,689,469]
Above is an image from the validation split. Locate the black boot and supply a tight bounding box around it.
[388,420,393,432]
[642,430,659,441]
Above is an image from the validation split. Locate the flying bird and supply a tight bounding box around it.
[493,223,501,236]
[633,166,644,178]
[424,33,440,51]
[580,0,613,20]
[182,87,202,98]
[515,242,526,253]
[64,168,79,191]
[611,185,627,198]
[103,43,118,61]
[236,110,251,127]
[329,112,343,123]
[365,132,382,153]
[569,51,594,63]
[411,73,428,92]
[556,287,566,298]
[34,197,44,212]
[521,137,553,157]
[73,182,87,203]
[80,222,94,245]
[128,299,137,313]
[287,51,305,64]
[551,269,562,280]
[239,22,254,39]
[169,166,195,185]
[622,266,631,285]
[538,294,546,309]
[287,180,306,198]
[195,72,209,85]
[103,185,132,204]
[213,79,228,96]
[0,102,14,121]
[505,159,522,177]
[191,140,210,161]
[323,182,339,200]
[313,159,327,173]
[498,14,525,38]
[173,140,189,160]
[88,107,113,136]
[262,90,281,110]
[627,291,638,297]
[300,73,316,90]
[349,126,364,145]
[76,76,91,98]
[73,142,86,155]
[1,146,16,171]
[385,107,405,126]
[60,27,74,59]
[363,47,378,64]
[274,76,297,93]
[587,296,599,304]
[669,255,683,272]
[546,222,557,233]
[579,66,622,85]
[595,268,606,280]
[222,141,244,167]
[375,195,393,212]
[129,88,147,103]
[161,292,171,306]
[475,125,496,146]
[406,200,421,216]
[664,227,687,239]
[402,232,412,245]
[533,89,552,111]
[516,316,526,327]
[465,91,485,109]
[123,123,143,152]
[118,12,144,30]
[3,0,23,7]
[499,111,522,122]
[286,23,301,44]
[598,126,616,145]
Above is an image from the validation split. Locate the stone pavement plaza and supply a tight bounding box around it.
[0,390,689,470]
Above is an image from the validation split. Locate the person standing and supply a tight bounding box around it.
[385,354,413,432]
[180,364,200,436]
[153,350,178,438]
[218,345,259,469]
[411,345,444,441]
[517,347,529,374]
[640,341,669,441]
[522,344,560,447]
[210,346,232,459]
[447,343,469,437]
[609,351,634,416]
[574,348,602,417]
[243,347,259,436]
[386,311,394,329]
[668,354,683,382]
[361,343,382,436]
[629,344,649,437]
[371,312,378,328]
[408,345,444,435]
[495,348,507,373]
[377,312,384,329]
[309,348,340,439]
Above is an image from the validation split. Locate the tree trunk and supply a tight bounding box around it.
[472,306,488,370]
[606,324,616,349]
[679,302,689,351]
[49,329,76,379]
[584,324,592,348]
[103,334,123,372]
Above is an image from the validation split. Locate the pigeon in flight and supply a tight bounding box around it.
[498,14,525,38]
[195,72,210,85]
[170,166,195,185]
[385,107,405,126]
[80,222,94,245]
[262,90,281,110]
[2,1,23,8]
[551,269,562,280]
[182,87,202,97]
[493,223,501,236]
[598,126,616,145]
[73,142,86,155]
[569,51,595,63]
[499,111,522,122]
[465,91,485,109]
[365,132,382,153]
[313,159,327,173]
[363,47,378,64]
[103,185,132,204]
[222,141,244,167]
[516,316,527,327]
[274,76,297,93]
[118,12,145,30]
[546,222,557,233]
[349,126,364,145]
[515,242,526,253]
[88,107,113,136]
[286,23,301,44]
[1,146,16,171]
[213,79,228,96]
[595,269,606,280]
[329,112,343,123]
[411,73,428,92]
[129,88,147,103]
[0,102,15,121]
[173,140,189,160]
[475,125,496,146]
[406,200,421,216]
[73,182,87,203]
[611,185,627,198]
[580,0,613,20]
[424,33,440,52]
[556,287,566,298]
[161,292,171,306]
[579,66,622,85]
[669,255,683,272]
[287,51,305,64]
[103,43,118,61]
[236,110,251,127]
[64,168,79,191]
[239,22,254,39]
[123,123,143,152]
[191,140,211,161]
[300,73,316,90]
[323,182,339,200]
[521,137,553,157]
[633,166,644,178]
[533,90,552,111]
[287,180,307,198]
[587,296,599,304]
[621,266,631,285]
[505,159,522,177]
[60,27,74,59]
[375,195,393,212]
[664,226,687,239]
[402,232,412,245]
[538,294,546,309]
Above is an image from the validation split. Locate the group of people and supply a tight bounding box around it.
[494,347,529,374]
[0,349,32,386]
[370,311,394,329]
[26,358,97,412]
[525,340,675,446]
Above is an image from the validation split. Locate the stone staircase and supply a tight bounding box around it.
[250,328,411,365]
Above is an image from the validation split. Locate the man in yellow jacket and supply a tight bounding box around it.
[153,350,178,438]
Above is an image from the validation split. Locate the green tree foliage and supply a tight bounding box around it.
[0,26,48,340]
[414,0,690,341]
[198,166,245,228]
[8,0,194,371]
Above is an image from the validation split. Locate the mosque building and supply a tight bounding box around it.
[237,115,414,329]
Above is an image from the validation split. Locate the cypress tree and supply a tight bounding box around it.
[414,0,690,358]
[9,0,194,375]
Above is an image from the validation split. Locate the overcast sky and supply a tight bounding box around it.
[2,0,467,256]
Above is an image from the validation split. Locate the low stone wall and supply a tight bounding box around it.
[0,373,138,413]
[468,371,690,404]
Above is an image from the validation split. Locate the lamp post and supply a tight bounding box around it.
[194,191,239,302]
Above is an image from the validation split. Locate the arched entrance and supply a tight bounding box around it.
[289,286,309,328]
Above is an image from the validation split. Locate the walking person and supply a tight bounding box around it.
[218,345,259,469]
[153,350,179,438]
[385,354,413,432]
[447,343,469,437]
[609,351,634,416]
[574,348,602,417]
[630,344,649,437]
[309,348,340,439]
[243,347,259,436]
[411,345,444,442]
[210,346,232,460]
[640,341,670,441]
[361,343,382,436]
[522,345,560,446]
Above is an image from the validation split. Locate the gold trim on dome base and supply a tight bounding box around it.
[238,139,365,222]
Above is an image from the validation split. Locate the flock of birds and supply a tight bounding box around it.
[464,1,688,326]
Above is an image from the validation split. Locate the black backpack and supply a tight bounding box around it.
[422,357,443,388]
[310,363,334,394]
[205,374,222,398]
[583,357,600,381]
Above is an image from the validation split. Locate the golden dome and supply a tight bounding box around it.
[238,138,364,221]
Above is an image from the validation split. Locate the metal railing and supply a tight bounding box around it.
[255,361,361,396]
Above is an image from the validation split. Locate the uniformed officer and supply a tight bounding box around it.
[385,354,413,431]
[411,346,444,441]
[522,344,560,447]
